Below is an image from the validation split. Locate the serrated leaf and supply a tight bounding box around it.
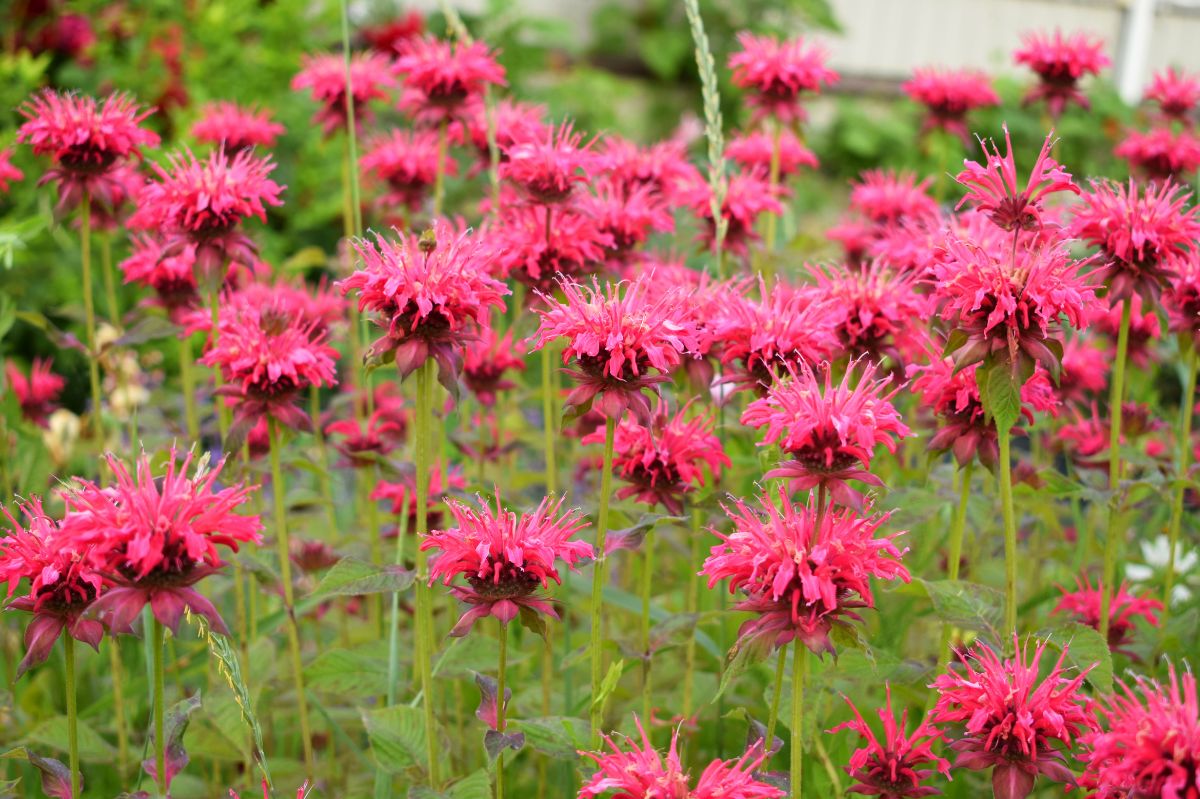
[24,716,117,762]
[407,770,491,799]
[363,705,427,775]
[713,635,772,704]
[979,362,1022,433]
[309,558,414,600]
[920,579,1004,642]
[305,648,387,695]
[1038,622,1114,694]
[510,716,589,758]
[591,659,625,714]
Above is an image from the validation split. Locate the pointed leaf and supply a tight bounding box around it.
[309,558,414,600]
[713,634,772,704]
[143,692,201,790]
[363,705,427,775]
[482,730,525,762]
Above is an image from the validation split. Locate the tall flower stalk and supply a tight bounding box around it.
[1099,298,1132,641]
[1164,341,1197,619]
[588,416,616,744]
[412,359,439,784]
[152,618,166,796]
[79,192,105,446]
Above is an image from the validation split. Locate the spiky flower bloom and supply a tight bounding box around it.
[930,637,1096,799]
[372,464,466,536]
[61,450,262,636]
[5,357,65,427]
[1052,577,1162,658]
[530,274,698,422]
[491,204,613,292]
[684,170,784,256]
[191,101,285,153]
[902,68,1000,144]
[580,401,729,514]
[1071,179,1200,303]
[420,492,591,636]
[728,31,839,122]
[341,222,508,389]
[1013,30,1109,116]
[463,97,547,165]
[813,261,930,365]
[1058,401,1163,471]
[1168,250,1200,347]
[129,147,284,285]
[705,276,841,395]
[726,128,818,179]
[361,128,456,212]
[828,687,951,799]
[933,237,1097,373]
[1079,666,1200,799]
[325,409,406,468]
[704,487,909,655]
[0,148,24,193]
[463,325,525,406]
[200,289,339,439]
[743,358,911,508]
[1057,337,1108,404]
[955,126,1079,233]
[580,717,783,799]
[291,52,396,136]
[393,36,505,121]
[16,89,159,210]
[590,182,674,258]
[1146,67,1200,122]
[599,136,702,204]
[500,121,596,205]
[850,170,939,228]
[1115,126,1200,182]
[0,498,104,677]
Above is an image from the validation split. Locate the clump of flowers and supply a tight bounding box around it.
[501,121,596,205]
[1013,30,1109,117]
[373,464,466,536]
[812,260,930,365]
[1052,576,1162,658]
[728,32,838,122]
[598,135,700,202]
[191,101,285,152]
[850,170,939,228]
[291,52,396,136]
[393,36,505,122]
[1115,127,1200,182]
[5,357,65,427]
[325,408,407,468]
[726,128,818,179]
[955,126,1079,233]
[490,204,613,292]
[903,67,1000,144]
[1167,249,1200,347]
[421,492,591,636]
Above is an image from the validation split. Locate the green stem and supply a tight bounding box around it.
[433,119,449,218]
[640,528,654,724]
[64,635,80,799]
[310,384,338,532]
[789,641,806,799]
[1164,341,1198,624]
[1101,298,1132,643]
[765,645,786,756]
[998,423,1018,634]
[339,0,363,238]
[937,462,973,667]
[496,619,509,799]
[268,420,316,779]
[109,637,130,777]
[413,360,440,785]
[179,335,199,442]
[152,620,166,798]
[101,232,119,326]
[209,290,229,444]
[589,416,617,745]
[80,191,104,447]
[763,119,783,259]
[682,506,702,722]
[385,506,411,702]
[541,347,557,494]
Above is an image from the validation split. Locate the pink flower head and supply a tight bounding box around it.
[0,148,24,193]
[742,358,911,508]
[849,170,939,228]
[200,288,339,440]
[692,170,785,257]
[580,716,783,799]
[341,221,508,390]
[580,400,729,514]
[16,89,159,210]
[1116,126,1200,184]
[955,126,1079,233]
[1013,30,1109,116]
[1146,67,1200,122]
[704,487,909,656]
[903,67,1000,144]
[828,217,876,267]
[394,36,505,121]
[61,449,262,636]
[1090,293,1162,368]
[324,408,406,468]
[373,464,465,536]
[812,261,930,366]
[291,52,396,136]
[1052,577,1162,658]
[490,204,613,292]
[463,98,548,165]
[1079,665,1200,799]
[420,491,591,636]
[1058,337,1108,404]
[501,121,597,205]
[726,128,818,179]
[530,274,698,423]
[191,101,285,153]
[1168,249,1200,347]
[728,31,839,122]
[5,357,65,427]
[1,497,105,677]
[930,636,1096,799]
[463,325,526,406]
[934,237,1097,373]
[362,11,425,55]
[1058,401,1163,471]
[589,181,674,256]
[129,147,284,286]
[599,136,702,203]
[828,686,951,799]
[361,128,457,212]
[1070,178,1200,302]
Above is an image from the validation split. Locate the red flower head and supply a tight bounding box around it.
[850,170,939,228]
[129,147,284,286]
[361,128,457,213]
[812,260,931,365]
[1146,67,1200,123]
[1,497,105,677]
[5,357,65,427]
[580,717,783,799]
[589,181,674,257]
[1079,665,1200,799]
[828,217,876,267]
[828,686,951,799]
[463,97,548,165]
[955,126,1079,233]
[933,237,1097,374]
[463,325,526,407]
[490,204,613,292]
[742,358,911,508]
[903,68,1000,144]
[599,136,702,203]
[191,101,285,153]
[120,235,206,325]
[1013,30,1109,117]
[580,400,729,514]
[394,36,505,122]
[234,277,347,338]
[1168,250,1200,347]
[704,487,910,656]
[0,148,24,193]
[420,491,591,636]
[1058,401,1163,471]
[706,276,841,395]
[726,128,818,179]
[530,274,698,423]
[291,52,396,136]
[362,11,425,55]
[61,449,262,636]
[728,32,839,123]
[930,636,1096,799]
[17,89,159,211]
[684,170,784,256]
[341,221,508,390]
[501,121,597,206]
[1058,337,1109,405]
[324,407,406,468]
[1052,576,1162,659]
[372,464,466,536]
[200,287,339,441]
[1071,178,1200,302]
[1115,126,1200,182]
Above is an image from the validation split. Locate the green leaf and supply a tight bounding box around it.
[713,634,772,704]
[23,716,117,762]
[979,362,1022,433]
[941,328,968,358]
[362,705,427,775]
[590,659,625,714]
[309,558,414,600]
[0,293,15,342]
[408,770,491,799]
[510,716,589,758]
[305,648,387,696]
[919,579,1004,641]
[1038,622,1114,695]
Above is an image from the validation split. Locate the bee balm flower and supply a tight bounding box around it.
[902,67,999,144]
[191,101,285,152]
[955,126,1079,233]
[393,36,505,122]
[5,358,66,427]
[291,52,396,136]
[1013,30,1109,117]
[728,31,838,123]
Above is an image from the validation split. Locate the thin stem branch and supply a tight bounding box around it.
[80,190,104,447]
[413,359,440,784]
[64,635,80,799]
[790,641,806,799]
[999,424,1018,633]
[1164,340,1198,625]
[1101,297,1133,642]
[937,461,973,667]
[109,636,130,777]
[496,620,509,799]
[765,645,786,755]
[640,527,654,723]
[589,416,617,745]
[682,506,702,722]
[152,620,166,798]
